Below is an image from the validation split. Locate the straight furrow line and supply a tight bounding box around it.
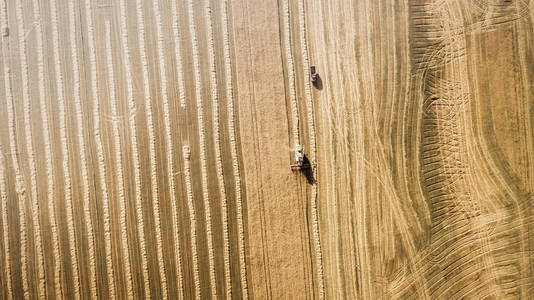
[171,0,186,108]
[152,0,184,297]
[13,2,31,297]
[134,0,167,298]
[0,45,13,300]
[204,0,232,297]
[0,152,12,300]
[0,0,5,34]
[183,145,201,300]
[31,1,61,296]
[283,0,300,146]
[15,0,45,296]
[67,0,97,297]
[21,39,44,300]
[4,67,28,299]
[85,1,120,298]
[221,1,249,298]
[103,20,119,300]
[50,0,81,298]
[118,0,145,296]
[297,1,325,298]
[187,0,218,297]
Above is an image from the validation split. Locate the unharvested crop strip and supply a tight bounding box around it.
[31,0,62,296]
[12,2,31,297]
[103,20,120,300]
[15,0,45,297]
[0,150,12,299]
[119,0,147,296]
[221,1,249,297]
[297,0,325,298]
[50,0,81,297]
[171,0,186,108]
[283,0,300,146]
[187,0,218,297]
[204,0,232,297]
[152,0,184,298]
[134,0,168,297]
[183,145,201,300]
[68,0,97,297]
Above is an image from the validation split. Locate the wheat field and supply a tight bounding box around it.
[1,0,534,299]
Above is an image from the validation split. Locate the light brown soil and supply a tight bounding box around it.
[1,0,533,299]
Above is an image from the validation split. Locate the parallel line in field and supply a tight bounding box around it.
[134,0,168,297]
[21,38,44,300]
[50,0,82,297]
[31,1,62,296]
[16,0,45,296]
[187,0,218,297]
[282,0,300,146]
[0,0,5,34]
[84,1,120,298]
[68,0,97,297]
[204,0,232,297]
[0,40,13,299]
[103,20,120,300]
[4,69,28,299]
[171,0,186,108]
[0,154,11,299]
[297,1,325,298]
[152,0,185,298]
[221,1,249,297]
[118,0,145,296]
[183,145,201,300]
[0,160,7,300]
[13,2,31,297]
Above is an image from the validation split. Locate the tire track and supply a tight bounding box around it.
[411,2,502,298]
[204,0,232,297]
[187,0,218,297]
[297,0,325,298]
[118,0,145,296]
[103,20,121,300]
[152,0,185,297]
[68,0,97,297]
[50,0,82,297]
[133,0,168,298]
[221,1,249,298]
[183,145,201,300]
[30,0,62,296]
[171,0,186,109]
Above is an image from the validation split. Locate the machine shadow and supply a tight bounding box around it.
[302,155,315,184]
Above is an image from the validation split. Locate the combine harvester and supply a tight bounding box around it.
[291,144,310,171]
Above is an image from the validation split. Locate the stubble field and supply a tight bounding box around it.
[1,0,534,299]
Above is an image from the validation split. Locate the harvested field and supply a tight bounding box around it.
[1,0,534,299]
